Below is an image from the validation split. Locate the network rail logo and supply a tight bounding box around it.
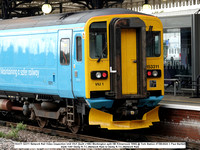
[0,67,40,78]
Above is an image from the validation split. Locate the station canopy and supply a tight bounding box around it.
[0,0,125,19]
[0,0,199,19]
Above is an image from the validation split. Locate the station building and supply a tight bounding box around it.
[156,9,200,90]
[134,0,200,93]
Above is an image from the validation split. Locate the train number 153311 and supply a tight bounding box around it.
[146,65,159,69]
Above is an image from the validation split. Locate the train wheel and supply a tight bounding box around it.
[68,113,81,133]
[37,117,48,128]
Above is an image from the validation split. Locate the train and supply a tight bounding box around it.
[0,8,164,133]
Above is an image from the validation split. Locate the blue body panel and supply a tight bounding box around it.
[86,98,114,109]
[0,23,86,99]
[85,96,163,109]
[138,96,163,107]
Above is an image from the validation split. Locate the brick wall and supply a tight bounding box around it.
[150,108,200,140]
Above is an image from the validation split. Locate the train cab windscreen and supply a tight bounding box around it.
[89,22,107,59]
[146,31,161,57]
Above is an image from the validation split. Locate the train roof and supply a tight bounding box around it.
[0,8,148,30]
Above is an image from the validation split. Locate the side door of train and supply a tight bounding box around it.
[72,32,85,98]
[58,29,74,98]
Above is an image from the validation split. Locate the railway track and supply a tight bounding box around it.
[0,120,199,149]
[0,120,118,142]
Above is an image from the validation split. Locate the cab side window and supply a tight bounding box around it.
[76,36,82,61]
[60,38,70,65]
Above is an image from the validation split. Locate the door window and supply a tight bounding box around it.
[60,38,70,65]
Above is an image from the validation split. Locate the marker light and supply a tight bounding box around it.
[96,72,101,78]
[152,70,158,77]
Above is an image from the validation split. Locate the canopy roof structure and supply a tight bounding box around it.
[0,0,199,19]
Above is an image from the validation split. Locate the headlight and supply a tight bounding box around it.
[152,70,158,77]
[96,72,101,78]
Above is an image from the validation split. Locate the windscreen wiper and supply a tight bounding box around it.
[146,26,154,52]
[147,26,153,45]
[97,43,107,63]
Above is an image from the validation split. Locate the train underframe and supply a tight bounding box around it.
[0,93,161,133]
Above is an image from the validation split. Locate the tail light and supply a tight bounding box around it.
[91,71,108,79]
[102,72,107,78]
[147,70,161,78]
[147,71,152,76]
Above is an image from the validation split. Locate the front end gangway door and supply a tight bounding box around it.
[109,18,147,99]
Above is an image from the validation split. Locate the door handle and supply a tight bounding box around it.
[133,60,137,63]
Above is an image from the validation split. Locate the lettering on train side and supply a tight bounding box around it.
[95,82,104,86]
[146,65,159,69]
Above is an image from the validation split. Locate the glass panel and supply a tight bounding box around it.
[89,22,107,59]
[146,31,161,57]
[164,29,181,66]
[163,28,191,88]
[60,38,70,65]
[181,28,191,74]
[76,36,82,61]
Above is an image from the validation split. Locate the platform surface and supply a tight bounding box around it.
[159,95,200,111]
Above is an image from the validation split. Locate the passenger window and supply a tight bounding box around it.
[60,38,70,65]
[76,36,82,61]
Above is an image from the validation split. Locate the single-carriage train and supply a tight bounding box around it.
[0,8,164,132]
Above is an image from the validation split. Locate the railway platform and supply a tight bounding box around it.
[155,95,200,141]
[160,95,200,111]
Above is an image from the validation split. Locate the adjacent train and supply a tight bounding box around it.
[0,8,164,133]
